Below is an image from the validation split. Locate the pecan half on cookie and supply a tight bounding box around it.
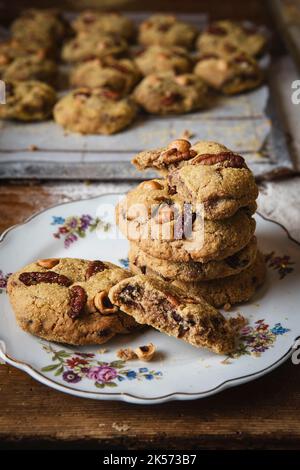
[7,258,137,345]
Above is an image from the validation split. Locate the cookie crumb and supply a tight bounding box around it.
[112,422,131,432]
[181,129,194,140]
[97,348,108,354]
[117,347,137,360]
[27,144,38,151]
[223,303,232,311]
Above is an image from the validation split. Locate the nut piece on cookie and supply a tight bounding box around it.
[7,258,137,345]
[109,275,246,355]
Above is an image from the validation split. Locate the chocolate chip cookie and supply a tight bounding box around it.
[7,258,138,345]
[2,56,58,86]
[62,33,128,63]
[11,8,70,47]
[54,87,138,134]
[194,52,263,94]
[138,14,197,50]
[129,236,257,282]
[196,20,267,57]
[0,80,57,121]
[134,45,192,76]
[132,141,258,220]
[172,252,266,308]
[72,10,135,41]
[109,274,246,354]
[116,180,256,262]
[70,57,141,95]
[133,73,210,115]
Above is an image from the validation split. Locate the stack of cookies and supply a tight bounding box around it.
[117,139,266,309]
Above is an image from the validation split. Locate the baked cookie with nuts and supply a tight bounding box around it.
[72,10,135,41]
[70,57,141,95]
[116,179,256,262]
[53,87,137,135]
[129,236,257,282]
[62,33,127,63]
[134,45,192,76]
[133,73,210,115]
[1,56,58,86]
[138,14,197,50]
[109,274,246,355]
[172,252,266,308]
[0,38,56,65]
[7,258,138,345]
[194,52,263,95]
[132,140,258,220]
[196,20,267,58]
[11,8,70,48]
[0,80,57,122]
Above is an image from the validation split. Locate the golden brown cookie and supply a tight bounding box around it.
[194,52,263,94]
[54,87,138,135]
[172,252,266,308]
[138,14,197,50]
[129,236,257,282]
[196,20,267,57]
[7,258,138,345]
[0,80,56,121]
[133,73,210,115]
[109,274,246,355]
[70,57,140,94]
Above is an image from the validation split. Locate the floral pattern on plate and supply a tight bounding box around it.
[0,270,11,294]
[41,344,163,388]
[221,319,290,364]
[265,252,295,279]
[51,215,111,248]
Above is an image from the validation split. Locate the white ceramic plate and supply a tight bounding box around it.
[0,194,299,404]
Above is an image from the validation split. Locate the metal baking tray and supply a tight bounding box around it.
[0,13,294,180]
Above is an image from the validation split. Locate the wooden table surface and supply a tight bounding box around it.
[0,181,300,450]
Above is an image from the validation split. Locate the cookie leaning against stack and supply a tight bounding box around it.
[118,138,266,308]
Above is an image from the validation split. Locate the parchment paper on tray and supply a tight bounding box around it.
[0,83,292,180]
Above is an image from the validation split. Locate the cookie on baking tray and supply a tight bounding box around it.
[0,80,57,121]
[134,45,192,76]
[70,57,141,95]
[133,73,210,115]
[194,51,263,95]
[7,258,138,345]
[1,56,58,86]
[196,20,267,57]
[72,10,135,41]
[138,14,197,50]
[53,87,138,135]
[62,33,128,63]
